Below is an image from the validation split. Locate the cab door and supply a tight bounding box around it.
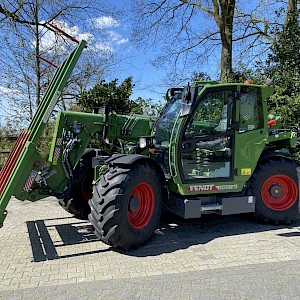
[234,85,267,177]
[178,87,236,183]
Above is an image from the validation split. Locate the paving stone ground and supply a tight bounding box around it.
[0,197,300,299]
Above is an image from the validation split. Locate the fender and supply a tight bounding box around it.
[259,150,297,164]
[104,153,167,191]
[105,153,156,167]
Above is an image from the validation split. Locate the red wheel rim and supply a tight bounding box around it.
[81,169,93,203]
[128,182,155,229]
[261,175,298,211]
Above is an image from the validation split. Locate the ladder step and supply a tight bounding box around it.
[201,204,223,212]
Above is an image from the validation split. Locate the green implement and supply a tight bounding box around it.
[0,40,86,227]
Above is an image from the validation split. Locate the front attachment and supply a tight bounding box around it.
[0,40,86,227]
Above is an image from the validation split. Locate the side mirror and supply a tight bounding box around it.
[181,85,199,117]
[184,88,191,102]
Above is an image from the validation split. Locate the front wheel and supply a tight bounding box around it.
[251,158,299,224]
[59,156,93,219]
[89,161,163,250]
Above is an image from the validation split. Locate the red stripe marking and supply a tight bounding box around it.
[0,130,31,196]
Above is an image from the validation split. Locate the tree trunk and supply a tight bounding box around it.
[220,40,233,82]
[285,0,297,25]
[217,0,235,82]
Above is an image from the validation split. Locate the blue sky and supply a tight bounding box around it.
[43,1,174,102]
[37,6,165,100]
[99,1,171,102]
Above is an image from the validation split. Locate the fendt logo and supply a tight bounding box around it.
[187,184,238,192]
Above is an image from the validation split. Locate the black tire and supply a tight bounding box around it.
[251,158,299,224]
[59,156,93,220]
[88,161,163,250]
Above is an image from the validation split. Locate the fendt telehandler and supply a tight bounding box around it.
[1,36,299,250]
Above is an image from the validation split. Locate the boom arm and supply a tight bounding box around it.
[0,40,86,227]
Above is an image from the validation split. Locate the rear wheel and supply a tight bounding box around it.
[251,158,299,224]
[59,156,93,220]
[89,161,163,250]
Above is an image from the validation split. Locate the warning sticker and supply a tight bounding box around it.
[23,170,38,192]
[52,147,61,166]
[241,168,251,175]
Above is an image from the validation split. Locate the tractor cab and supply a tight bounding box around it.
[152,81,276,196]
[178,83,267,187]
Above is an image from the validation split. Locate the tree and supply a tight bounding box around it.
[131,96,164,116]
[79,77,135,113]
[269,0,300,95]
[0,1,114,126]
[264,0,300,125]
[132,1,297,85]
[192,72,211,82]
[132,0,236,83]
[79,77,165,116]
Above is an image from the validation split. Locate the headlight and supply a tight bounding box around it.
[139,137,147,149]
[268,114,275,120]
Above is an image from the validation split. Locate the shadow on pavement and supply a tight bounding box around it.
[26,219,108,262]
[26,213,300,261]
[120,212,300,257]
[278,231,300,237]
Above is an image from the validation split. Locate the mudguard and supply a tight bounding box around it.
[105,153,154,166]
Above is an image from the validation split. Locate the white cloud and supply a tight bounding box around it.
[91,42,114,54]
[39,20,93,53]
[38,19,128,56]
[88,31,128,54]
[39,31,58,52]
[0,86,20,95]
[107,31,129,45]
[52,20,93,41]
[91,16,120,29]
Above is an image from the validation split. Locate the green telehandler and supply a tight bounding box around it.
[0,37,299,250]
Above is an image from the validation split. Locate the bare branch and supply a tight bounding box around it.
[177,31,219,55]
[0,4,37,26]
[179,0,214,15]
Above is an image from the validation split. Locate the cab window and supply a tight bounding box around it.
[185,90,234,138]
[239,86,263,132]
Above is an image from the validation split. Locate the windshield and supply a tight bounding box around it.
[154,94,182,145]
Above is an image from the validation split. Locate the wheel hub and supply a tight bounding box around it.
[128,182,155,229]
[269,185,282,198]
[129,196,139,212]
[261,174,298,211]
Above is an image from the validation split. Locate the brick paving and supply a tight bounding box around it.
[0,196,300,299]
